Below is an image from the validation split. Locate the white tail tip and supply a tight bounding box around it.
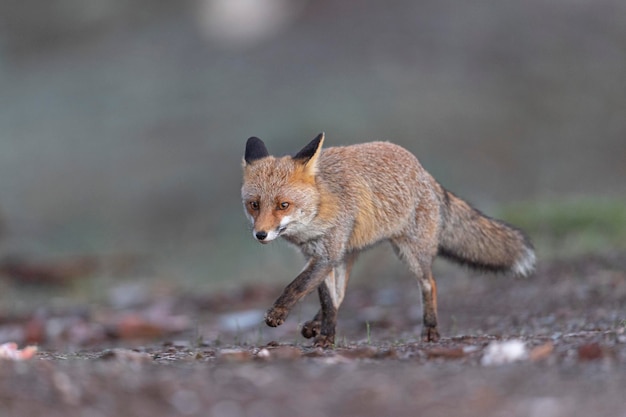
[512,247,536,277]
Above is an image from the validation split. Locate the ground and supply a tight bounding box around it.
[0,252,625,417]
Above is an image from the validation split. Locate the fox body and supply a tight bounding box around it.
[241,133,535,347]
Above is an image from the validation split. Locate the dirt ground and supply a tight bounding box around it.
[1,252,625,417]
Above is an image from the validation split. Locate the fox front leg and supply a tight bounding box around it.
[265,260,332,328]
[313,281,338,348]
[301,309,322,339]
[300,282,336,345]
[303,254,356,346]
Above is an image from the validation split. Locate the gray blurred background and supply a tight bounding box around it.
[1,0,625,293]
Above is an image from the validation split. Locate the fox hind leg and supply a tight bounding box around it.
[391,237,440,342]
[418,270,440,342]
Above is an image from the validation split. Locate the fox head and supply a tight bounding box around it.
[241,133,324,243]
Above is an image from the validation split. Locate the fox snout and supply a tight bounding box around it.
[252,223,287,244]
[254,229,274,243]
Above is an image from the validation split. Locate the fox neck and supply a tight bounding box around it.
[282,223,326,245]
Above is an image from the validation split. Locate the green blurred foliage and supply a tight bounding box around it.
[500,198,626,258]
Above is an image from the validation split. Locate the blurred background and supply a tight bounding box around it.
[0,0,625,317]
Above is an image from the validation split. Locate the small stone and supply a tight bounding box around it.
[256,348,271,359]
[481,339,528,366]
[219,349,253,362]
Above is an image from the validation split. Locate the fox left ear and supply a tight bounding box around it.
[244,136,270,165]
[294,132,324,175]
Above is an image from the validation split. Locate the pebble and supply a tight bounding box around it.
[481,339,528,366]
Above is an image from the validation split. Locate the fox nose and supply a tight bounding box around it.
[255,231,268,241]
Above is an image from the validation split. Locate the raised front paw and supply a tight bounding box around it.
[301,320,321,339]
[265,306,289,327]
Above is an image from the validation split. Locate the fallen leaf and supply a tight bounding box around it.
[106,314,189,340]
[110,315,168,339]
[425,347,466,360]
[529,342,554,362]
[0,256,98,286]
[577,343,604,361]
[338,346,378,359]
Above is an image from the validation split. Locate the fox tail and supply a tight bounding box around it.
[437,188,536,276]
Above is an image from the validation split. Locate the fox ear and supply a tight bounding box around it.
[293,132,324,175]
[244,136,270,165]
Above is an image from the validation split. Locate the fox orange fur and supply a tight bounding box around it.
[241,133,535,347]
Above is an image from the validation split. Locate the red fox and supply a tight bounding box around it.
[241,133,535,347]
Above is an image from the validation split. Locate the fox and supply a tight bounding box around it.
[241,133,535,347]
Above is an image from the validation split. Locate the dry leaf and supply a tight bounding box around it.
[529,342,554,362]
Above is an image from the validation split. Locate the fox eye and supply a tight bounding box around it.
[278,202,290,210]
[249,201,260,211]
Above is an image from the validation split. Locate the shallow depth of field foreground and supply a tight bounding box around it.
[1,251,625,417]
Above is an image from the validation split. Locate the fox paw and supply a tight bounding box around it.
[265,306,289,327]
[301,320,321,339]
[421,326,441,343]
[313,334,335,349]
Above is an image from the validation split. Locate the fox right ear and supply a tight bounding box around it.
[244,137,270,164]
[293,132,324,177]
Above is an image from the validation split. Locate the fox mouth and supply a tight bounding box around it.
[255,226,288,244]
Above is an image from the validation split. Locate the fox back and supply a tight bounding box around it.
[242,134,440,253]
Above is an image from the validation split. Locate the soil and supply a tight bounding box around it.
[1,253,625,417]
